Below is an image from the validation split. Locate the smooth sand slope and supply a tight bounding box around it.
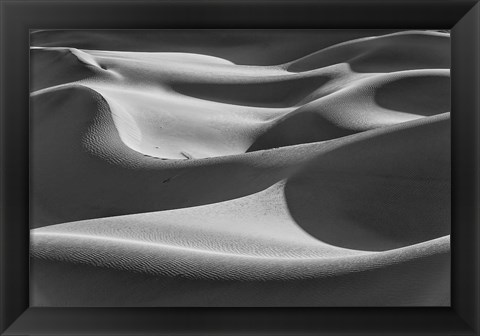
[30,30,451,306]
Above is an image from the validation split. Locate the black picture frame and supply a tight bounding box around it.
[1,0,479,335]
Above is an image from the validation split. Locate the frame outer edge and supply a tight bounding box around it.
[1,0,6,333]
[1,0,480,335]
[471,4,479,332]
[474,2,480,335]
[452,1,480,334]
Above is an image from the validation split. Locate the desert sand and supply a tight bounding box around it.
[29,30,450,306]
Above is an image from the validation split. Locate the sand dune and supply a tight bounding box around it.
[287,31,450,72]
[30,29,402,65]
[30,30,451,306]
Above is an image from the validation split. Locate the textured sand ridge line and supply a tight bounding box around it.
[31,229,449,278]
[31,235,449,306]
[30,30,451,306]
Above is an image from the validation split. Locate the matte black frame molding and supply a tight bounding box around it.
[1,0,479,335]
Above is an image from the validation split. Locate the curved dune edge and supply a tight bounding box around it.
[285,31,450,72]
[31,31,450,160]
[31,247,450,306]
[30,30,451,306]
[30,229,449,306]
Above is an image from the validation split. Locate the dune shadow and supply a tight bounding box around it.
[374,74,450,116]
[283,115,451,251]
[247,110,355,152]
[171,75,331,108]
[31,48,101,91]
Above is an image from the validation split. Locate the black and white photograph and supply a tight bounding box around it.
[29,29,451,307]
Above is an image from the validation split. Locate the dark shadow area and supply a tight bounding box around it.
[247,110,355,152]
[374,74,451,116]
[30,48,100,92]
[284,115,451,251]
[171,74,331,108]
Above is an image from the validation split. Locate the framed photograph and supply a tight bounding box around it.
[1,0,479,335]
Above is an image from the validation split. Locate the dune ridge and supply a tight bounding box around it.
[30,30,451,306]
